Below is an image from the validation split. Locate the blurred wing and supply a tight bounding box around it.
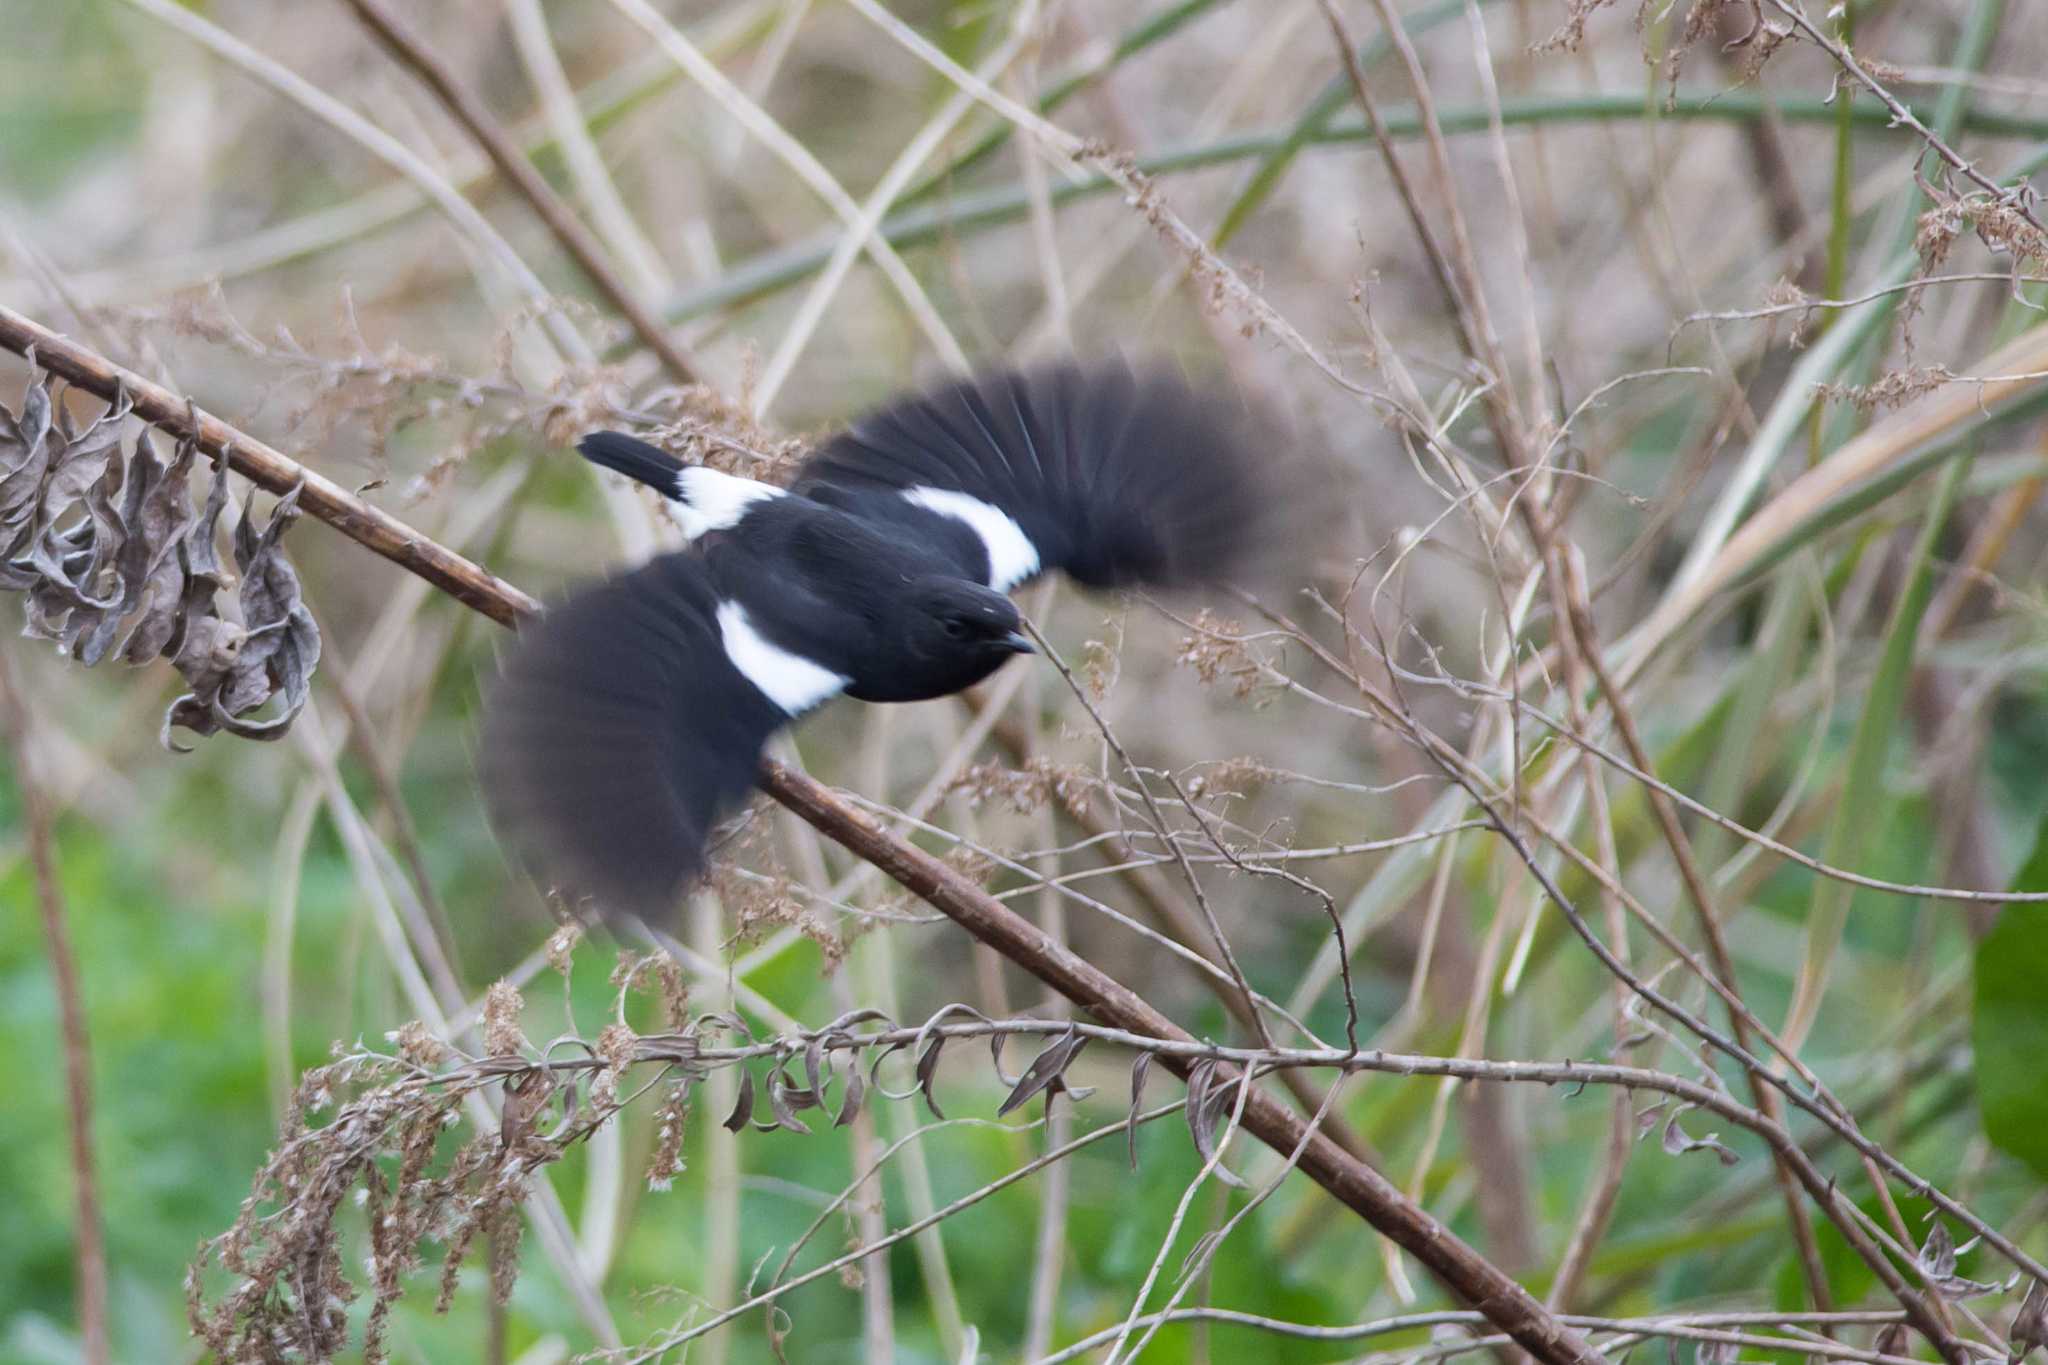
[792,359,1292,592]
[480,552,793,924]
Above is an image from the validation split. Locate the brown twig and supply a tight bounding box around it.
[1540,554,1635,1313]
[0,304,1604,1365]
[1250,601,1988,1363]
[0,649,109,1365]
[0,304,536,627]
[761,761,1601,1365]
[338,0,702,389]
[1555,553,1838,1318]
[1017,618,1278,1051]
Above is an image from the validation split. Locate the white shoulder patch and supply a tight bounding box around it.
[669,467,784,541]
[716,602,847,716]
[902,487,1041,590]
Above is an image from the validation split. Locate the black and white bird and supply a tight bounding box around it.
[481,358,1304,923]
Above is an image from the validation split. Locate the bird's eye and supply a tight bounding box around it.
[942,618,968,639]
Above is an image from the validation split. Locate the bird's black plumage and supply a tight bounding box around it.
[796,361,1283,590]
[480,358,1303,924]
[480,552,785,915]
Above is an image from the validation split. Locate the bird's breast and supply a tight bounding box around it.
[843,650,1015,705]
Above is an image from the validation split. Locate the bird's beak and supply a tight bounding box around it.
[1001,630,1037,655]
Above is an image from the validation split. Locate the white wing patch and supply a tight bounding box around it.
[903,487,1041,590]
[716,602,848,716]
[668,467,784,541]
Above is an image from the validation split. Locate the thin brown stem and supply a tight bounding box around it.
[1019,618,1278,1051]
[1542,557,1634,1313]
[1252,598,1998,1335]
[338,0,701,388]
[1323,0,1838,1308]
[1761,0,2045,236]
[982,708,1386,1168]
[1556,553,1837,1318]
[1260,602,1976,1362]
[0,649,109,1365]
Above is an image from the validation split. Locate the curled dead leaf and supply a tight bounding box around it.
[996,1027,1088,1118]
[2,370,319,746]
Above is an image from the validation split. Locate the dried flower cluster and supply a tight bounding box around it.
[1759,278,1820,346]
[184,1051,517,1364]
[184,992,1131,1362]
[1815,364,1959,413]
[631,383,808,484]
[717,868,847,962]
[947,756,1097,819]
[610,948,691,1031]
[1174,610,1271,700]
[1,367,319,745]
[188,1009,601,1361]
[1182,755,1277,801]
[1916,187,2048,276]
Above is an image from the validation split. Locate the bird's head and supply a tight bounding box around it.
[884,578,1035,699]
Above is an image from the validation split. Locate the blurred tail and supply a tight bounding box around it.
[579,431,685,495]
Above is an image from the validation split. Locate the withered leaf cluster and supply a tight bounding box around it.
[185,1052,556,1365]
[1,368,319,746]
[191,991,1165,1362]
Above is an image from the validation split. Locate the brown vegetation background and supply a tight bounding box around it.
[2,0,2047,1361]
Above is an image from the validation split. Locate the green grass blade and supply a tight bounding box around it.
[1782,455,1969,1049]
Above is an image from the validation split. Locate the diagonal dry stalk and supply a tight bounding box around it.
[601,0,970,378]
[1623,319,2048,678]
[1760,0,2045,238]
[0,305,1604,1365]
[338,0,702,388]
[761,764,1600,1364]
[982,706,1390,1168]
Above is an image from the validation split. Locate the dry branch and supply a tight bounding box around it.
[0,306,1602,1365]
[984,706,1387,1167]
[0,651,108,1364]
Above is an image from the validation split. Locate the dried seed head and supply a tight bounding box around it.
[388,1019,448,1069]
[545,922,583,978]
[0,372,319,744]
[481,981,527,1057]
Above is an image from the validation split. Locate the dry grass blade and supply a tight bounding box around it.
[602,0,969,386]
[0,651,109,1364]
[1628,321,2048,675]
